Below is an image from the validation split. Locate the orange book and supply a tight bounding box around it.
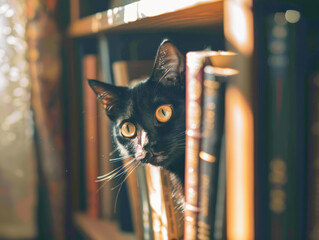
[82,54,100,218]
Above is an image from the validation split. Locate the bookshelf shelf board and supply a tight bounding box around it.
[68,0,223,37]
[74,212,136,240]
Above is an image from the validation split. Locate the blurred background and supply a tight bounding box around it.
[0,0,318,240]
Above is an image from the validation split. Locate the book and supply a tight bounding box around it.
[213,134,226,240]
[161,169,184,240]
[184,50,235,240]
[184,51,207,240]
[306,25,319,240]
[254,3,310,239]
[136,166,154,240]
[98,35,114,84]
[307,69,319,240]
[82,54,100,219]
[197,65,237,240]
[144,166,183,240]
[120,156,143,238]
[224,1,255,239]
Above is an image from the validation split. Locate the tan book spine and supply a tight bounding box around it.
[161,170,181,240]
[82,55,100,218]
[184,51,207,240]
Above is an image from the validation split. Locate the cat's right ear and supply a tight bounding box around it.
[88,80,124,118]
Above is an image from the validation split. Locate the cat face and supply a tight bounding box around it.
[89,40,185,179]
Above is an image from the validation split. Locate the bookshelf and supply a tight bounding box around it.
[74,213,136,240]
[68,0,223,37]
[62,0,319,239]
[65,0,254,239]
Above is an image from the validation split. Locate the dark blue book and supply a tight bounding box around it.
[197,65,232,240]
[254,2,310,239]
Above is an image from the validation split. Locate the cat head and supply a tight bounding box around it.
[89,40,185,180]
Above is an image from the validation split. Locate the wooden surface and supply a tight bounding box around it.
[68,0,223,37]
[74,213,136,240]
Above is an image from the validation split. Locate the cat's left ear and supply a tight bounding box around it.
[88,79,126,119]
[152,39,185,87]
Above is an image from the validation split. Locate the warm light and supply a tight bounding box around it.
[274,12,287,25]
[224,0,254,56]
[226,86,254,240]
[145,166,182,240]
[285,10,301,23]
[272,25,287,39]
[205,66,239,76]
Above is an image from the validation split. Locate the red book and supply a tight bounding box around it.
[184,51,209,240]
[82,55,100,218]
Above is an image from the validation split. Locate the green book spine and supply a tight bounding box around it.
[197,65,225,240]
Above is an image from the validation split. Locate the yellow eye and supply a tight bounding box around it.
[121,122,136,138]
[155,105,173,123]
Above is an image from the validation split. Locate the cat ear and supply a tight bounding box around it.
[152,39,185,87]
[88,80,125,118]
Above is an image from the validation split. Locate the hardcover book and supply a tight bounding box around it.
[82,54,100,218]
[197,65,237,240]
[254,3,309,239]
[184,51,207,240]
[185,50,238,240]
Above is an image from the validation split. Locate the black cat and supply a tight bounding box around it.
[89,39,186,186]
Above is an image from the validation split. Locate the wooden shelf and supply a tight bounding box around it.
[74,213,136,240]
[68,0,223,37]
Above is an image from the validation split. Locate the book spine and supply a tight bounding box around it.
[112,61,130,86]
[161,170,180,240]
[184,52,206,240]
[122,156,144,238]
[145,166,164,240]
[197,66,225,240]
[214,134,226,240]
[264,10,301,239]
[82,54,100,218]
[266,13,289,240]
[306,31,319,238]
[308,71,319,240]
[98,35,114,84]
[136,166,154,240]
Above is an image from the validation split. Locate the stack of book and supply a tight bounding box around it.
[184,51,238,240]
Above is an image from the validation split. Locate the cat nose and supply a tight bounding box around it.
[143,141,157,152]
[143,144,154,157]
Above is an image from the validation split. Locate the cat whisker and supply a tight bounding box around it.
[109,147,121,156]
[109,154,134,162]
[96,179,109,193]
[113,161,141,213]
[174,131,186,137]
[96,157,136,182]
[112,161,141,190]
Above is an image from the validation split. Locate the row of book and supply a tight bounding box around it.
[77,10,319,239]
[184,51,238,240]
